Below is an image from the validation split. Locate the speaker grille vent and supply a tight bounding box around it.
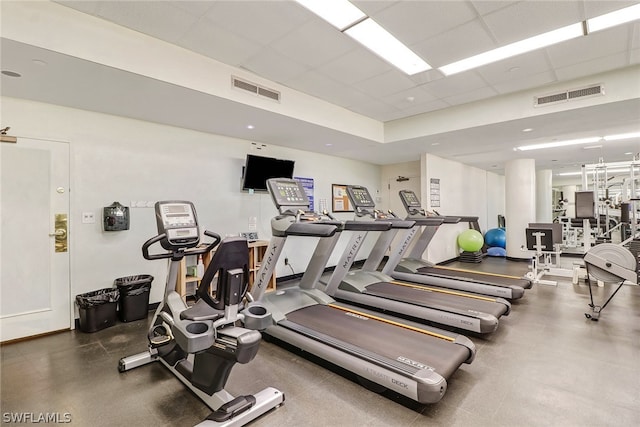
[232,76,281,102]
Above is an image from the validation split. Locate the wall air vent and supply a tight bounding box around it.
[232,76,281,102]
[534,83,604,107]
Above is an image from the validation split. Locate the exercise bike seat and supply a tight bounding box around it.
[180,299,225,322]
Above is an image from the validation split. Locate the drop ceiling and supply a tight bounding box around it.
[1,0,639,175]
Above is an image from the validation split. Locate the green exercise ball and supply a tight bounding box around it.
[457,229,484,252]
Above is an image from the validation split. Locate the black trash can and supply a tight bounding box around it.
[76,288,119,333]
[114,275,153,322]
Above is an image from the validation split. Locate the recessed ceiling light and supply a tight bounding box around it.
[508,66,520,72]
[583,145,603,150]
[246,125,255,130]
[32,59,47,66]
[625,152,634,155]
[325,143,333,147]
[431,142,440,146]
[1,70,21,77]
[522,128,533,132]
[406,96,415,102]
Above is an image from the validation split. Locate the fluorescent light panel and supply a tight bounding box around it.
[440,23,583,76]
[294,0,365,31]
[587,3,640,33]
[517,132,640,151]
[295,0,430,75]
[345,18,431,75]
[517,136,601,151]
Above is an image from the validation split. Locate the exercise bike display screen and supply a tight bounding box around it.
[347,186,374,207]
[157,201,199,246]
[400,191,421,208]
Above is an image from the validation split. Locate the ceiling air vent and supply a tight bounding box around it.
[232,76,281,102]
[534,83,604,107]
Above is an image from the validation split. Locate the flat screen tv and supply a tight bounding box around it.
[241,154,295,192]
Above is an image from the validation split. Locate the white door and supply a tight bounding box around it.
[1,137,70,342]
[388,176,421,218]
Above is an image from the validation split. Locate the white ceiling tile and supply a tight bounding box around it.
[398,99,452,118]
[554,52,631,81]
[204,1,311,46]
[631,48,640,64]
[353,70,417,98]
[583,0,640,19]
[284,70,350,105]
[422,71,489,99]
[476,50,552,85]
[371,0,479,45]
[384,86,439,110]
[54,0,101,15]
[492,70,557,94]
[352,1,399,16]
[169,0,216,17]
[443,86,499,106]
[270,19,357,68]
[470,0,520,16]
[178,18,263,67]
[348,98,401,121]
[482,0,582,44]
[547,25,630,69]
[412,19,496,67]
[243,47,309,84]
[94,1,199,43]
[316,48,392,85]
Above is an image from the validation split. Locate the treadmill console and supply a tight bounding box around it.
[267,178,309,209]
[399,190,425,216]
[155,201,200,250]
[346,185,375,208]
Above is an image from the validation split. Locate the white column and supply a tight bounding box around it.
[505,159,536,259]
[536,169,553,223]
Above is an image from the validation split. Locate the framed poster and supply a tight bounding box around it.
[429,178,441,208]
[332,184,353,212]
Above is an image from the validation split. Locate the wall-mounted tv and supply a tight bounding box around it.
[241,154,295,192]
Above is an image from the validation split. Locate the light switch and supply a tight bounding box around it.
[82,212,96,224]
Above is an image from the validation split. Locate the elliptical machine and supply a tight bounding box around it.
[118,201,284,426]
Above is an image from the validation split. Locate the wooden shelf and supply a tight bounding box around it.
[176,240,275,300]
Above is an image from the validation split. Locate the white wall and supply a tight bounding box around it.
[2,97,381,307]
[379,161,421,212]
[421,153,505,262]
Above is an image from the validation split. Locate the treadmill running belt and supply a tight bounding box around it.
[418,266,532,289]
[284,304,469,379]
[364,282,508,318]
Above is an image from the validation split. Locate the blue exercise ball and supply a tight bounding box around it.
[457,229,484,252]
[487,246,507,257]
[485,228,506,248]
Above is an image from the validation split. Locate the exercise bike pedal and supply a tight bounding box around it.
[149,324,173,348]
[150,334,172,347]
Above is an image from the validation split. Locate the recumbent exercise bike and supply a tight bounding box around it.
[118,200,284,426]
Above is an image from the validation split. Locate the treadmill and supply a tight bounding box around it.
[322,185,510,334]
[382,190,530,300]
[251,178,475,404]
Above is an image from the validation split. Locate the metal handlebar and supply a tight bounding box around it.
[141,230,222,260]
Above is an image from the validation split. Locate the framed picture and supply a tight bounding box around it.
[332,184,353,212]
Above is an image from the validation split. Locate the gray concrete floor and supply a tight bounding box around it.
[2,264,639,426]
